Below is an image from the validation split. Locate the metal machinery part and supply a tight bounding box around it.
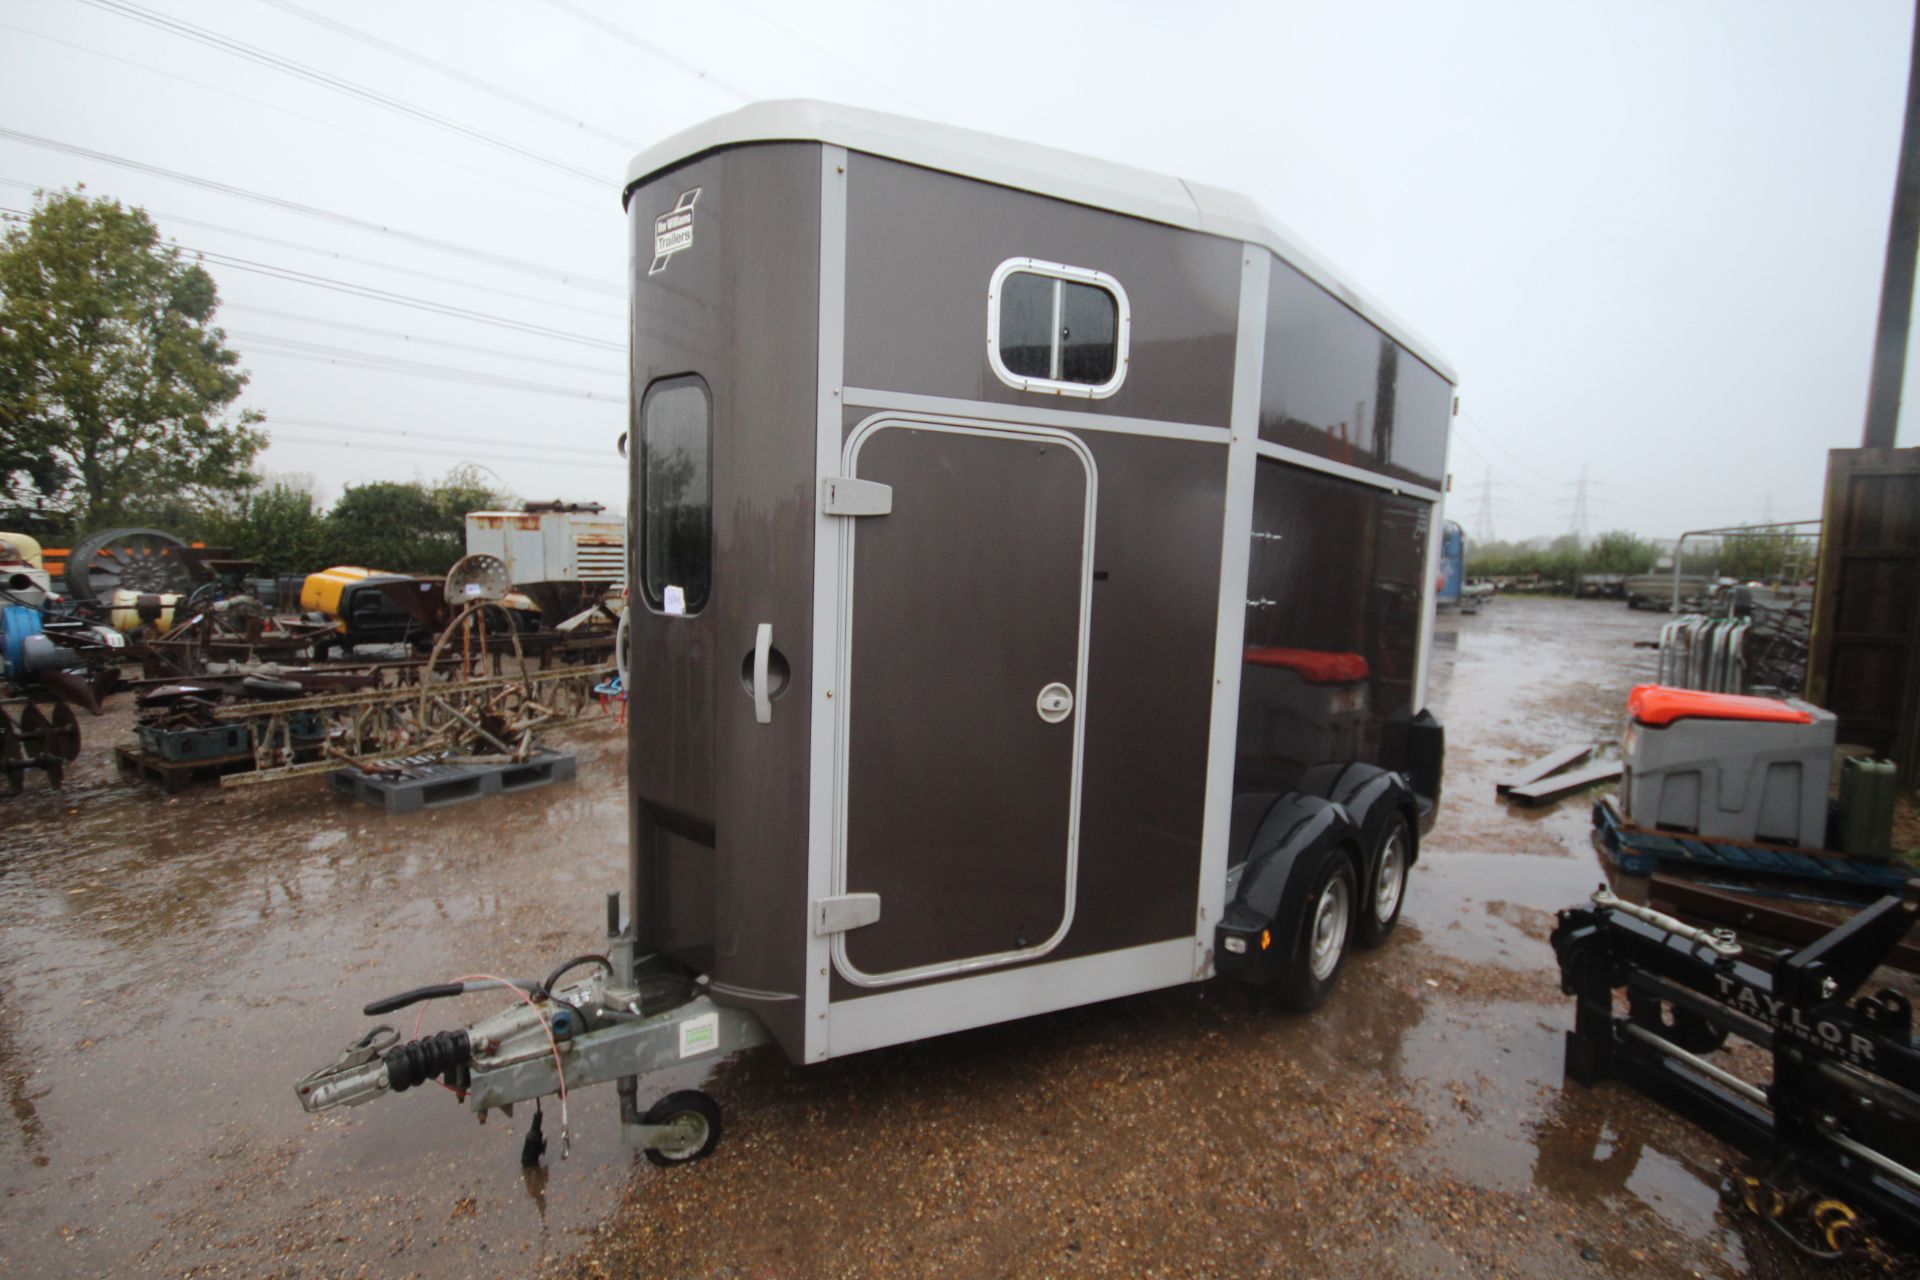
[445,554,513,605]
[63,527,195,604]
[295,893,767,1163]
[132,600,609,787]
[0,701,82,794]
[1552,880,1920,1248]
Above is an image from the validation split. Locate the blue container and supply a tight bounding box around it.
[2,604,43,675]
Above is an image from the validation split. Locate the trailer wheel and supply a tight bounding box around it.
[1274,845,1357,1013]
[641,1090,722,1167]
[1356,811,1410,950]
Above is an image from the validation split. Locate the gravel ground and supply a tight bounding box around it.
[0,597,1901,1277]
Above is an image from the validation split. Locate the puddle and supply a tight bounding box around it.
[0,597,1779,1278]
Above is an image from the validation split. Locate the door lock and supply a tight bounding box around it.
[1036,682,1074,724]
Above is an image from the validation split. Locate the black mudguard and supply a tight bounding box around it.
[1381,709,1444,830]
[1295,762,1420,869]
[1215,793,1360,987]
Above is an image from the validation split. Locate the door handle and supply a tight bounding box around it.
[753,623,773,724]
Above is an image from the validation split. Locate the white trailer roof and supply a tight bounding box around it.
[625,99,1455,384]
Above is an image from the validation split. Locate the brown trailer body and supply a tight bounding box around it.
[621,102,1456,1066]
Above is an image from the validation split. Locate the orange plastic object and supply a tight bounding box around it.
[1628,684,1813,728]
[1244,646,1369,684]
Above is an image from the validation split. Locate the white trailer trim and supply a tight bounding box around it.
[842,386,1228,446]
[1190,245,1269,979]
[829,415,1099,989]
[803,145,850,1063]
[984,256,1132,399]
[624,99,1455,385]
[1252,438,1445,504]
[826,937,1196,1057]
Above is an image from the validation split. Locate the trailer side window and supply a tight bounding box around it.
[988,258,1129,399]
[640,375,712,615]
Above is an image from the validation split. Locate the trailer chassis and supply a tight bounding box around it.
[1551,881,1920,1248]
[295,893,767,1165]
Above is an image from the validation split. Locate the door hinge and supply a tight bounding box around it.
[813,893,881,935]
[821,477,892,516]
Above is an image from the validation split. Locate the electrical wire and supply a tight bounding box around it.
[538,0,754,101]
[231,330,624,400]
[414,972,573,1156]
[255,0,643,152]
[0,127,624,294]
[0,206,625,350]
[0,19,608,216]
[263,413,612,457]
[188,246,625,351]
[76,0,609,186]
[263,432,607,471]
[223,305,624,376]
[721,0,931,115]
[0,177,622,322]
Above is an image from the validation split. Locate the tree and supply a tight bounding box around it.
[202,478,331,575]
[0,188,262,533]
[1584,529,1660,575]
[323,467,516,574]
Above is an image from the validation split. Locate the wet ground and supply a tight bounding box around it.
[0,598,1860,1276]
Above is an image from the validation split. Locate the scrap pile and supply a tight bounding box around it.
[123,574,609,792]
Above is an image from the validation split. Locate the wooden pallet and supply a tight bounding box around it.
[1593,796,1912,892]
[115,744,268,793]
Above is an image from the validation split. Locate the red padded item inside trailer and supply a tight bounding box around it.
[1628,684,1813,728]
[1244,647,1369,684]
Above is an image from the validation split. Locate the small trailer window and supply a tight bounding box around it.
[988,258,1129,398]
[640,375,712,615]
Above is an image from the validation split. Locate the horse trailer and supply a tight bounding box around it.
[299,101,1457,1166]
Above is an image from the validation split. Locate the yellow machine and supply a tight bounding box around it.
[0,532,44,569]
[299,565,388,621]
[107,589,181,633]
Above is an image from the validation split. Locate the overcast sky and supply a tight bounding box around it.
[2,0,1913,541]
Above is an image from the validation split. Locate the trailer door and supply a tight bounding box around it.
[833,418,1095,987]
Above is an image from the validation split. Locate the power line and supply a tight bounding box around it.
[1458,409,1560,483]
[0,127,623,295]
[231,331,625,401]
[255,0,643,153]
[76,0,609,186]
[0,181,622,322]
[187,246,625,351]
[0,19,607,215]
[266,414,613,458]
[539,0,755,101]
[721,0,930,114]
[223,305,624,377]
[266,431,607,472]
[0,205,626,351]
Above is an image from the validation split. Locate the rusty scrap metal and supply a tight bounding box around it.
[0,702,81,794]
[212,663,605,787]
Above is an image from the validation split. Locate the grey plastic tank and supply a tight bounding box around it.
[1620,684,1836,849]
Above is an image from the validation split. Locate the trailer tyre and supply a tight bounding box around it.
[641,1089,722,1167]
[1357,811,1410,949]
[1274,845,1357,1013]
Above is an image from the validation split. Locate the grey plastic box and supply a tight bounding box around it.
[1621,697,1835,848]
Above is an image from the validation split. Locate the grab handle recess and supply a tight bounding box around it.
[753,622,773,724]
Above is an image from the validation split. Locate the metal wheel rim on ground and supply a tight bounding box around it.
[1375,830,1406,923]
[1310,877,1350,981]
[655,1111,709,1160]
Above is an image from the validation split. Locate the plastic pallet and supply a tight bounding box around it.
[330,750,577,814]
[1592,798,1911,892]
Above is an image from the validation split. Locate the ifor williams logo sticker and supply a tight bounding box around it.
[649,188,701,275]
